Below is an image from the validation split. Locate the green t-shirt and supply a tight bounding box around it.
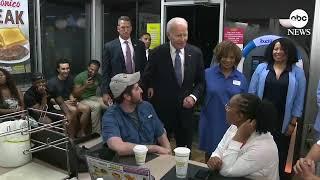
[74,71,102,100]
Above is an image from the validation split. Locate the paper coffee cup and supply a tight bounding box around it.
[133,145,148,165]
[174,147,190,178]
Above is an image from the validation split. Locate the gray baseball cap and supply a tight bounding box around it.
[109,72,140,98]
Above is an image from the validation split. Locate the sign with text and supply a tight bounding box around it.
[147,23,160,49]
[223,27,244,50]
[0,0,31,74]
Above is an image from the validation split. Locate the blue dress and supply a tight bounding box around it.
[199,65,248,153]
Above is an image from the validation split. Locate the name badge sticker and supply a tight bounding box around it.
[233,80,241,86]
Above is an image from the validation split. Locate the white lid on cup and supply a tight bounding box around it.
[133,145,148,153]
[174,147,190,157]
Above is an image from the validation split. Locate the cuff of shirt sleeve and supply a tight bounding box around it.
[189,94,197,102]
[211,152,221,158]
[228,140,243,150]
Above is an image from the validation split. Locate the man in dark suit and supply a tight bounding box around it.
[139,32,151,60]
[143,17,205,149]
[101,16,147,105]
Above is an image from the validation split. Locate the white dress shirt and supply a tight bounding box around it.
[146,49,149,60]
[119,37,135,71]
[169,42,197,102]
[170,42,184,82]
[211,125,279,180]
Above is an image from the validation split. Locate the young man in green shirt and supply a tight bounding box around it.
[73,60,107,134]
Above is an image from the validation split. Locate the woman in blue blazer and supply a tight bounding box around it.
[248,38,306,180]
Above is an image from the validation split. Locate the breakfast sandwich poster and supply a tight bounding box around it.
[0,0,31,74]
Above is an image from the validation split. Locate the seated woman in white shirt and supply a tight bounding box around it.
[207,93,279,180]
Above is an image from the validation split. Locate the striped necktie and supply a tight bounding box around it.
[124,41,133,73]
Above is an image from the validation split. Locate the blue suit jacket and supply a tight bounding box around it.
[101,38,147,94]
[248,62,306,133]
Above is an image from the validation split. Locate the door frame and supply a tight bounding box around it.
[160,0,224,44]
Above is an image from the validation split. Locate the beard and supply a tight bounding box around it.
[130,94,143,104]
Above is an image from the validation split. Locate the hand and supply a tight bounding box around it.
[102,94,113,106]
[294,158,316,178]
[207,156,222,170]
[147,145,171,155]
[39,116,53,124]
[85,78,94,87]
[233,119,256,143]
[294,158,306,175]
[183,96,195,109]
[147,88,154,98]
[156,146,171,155]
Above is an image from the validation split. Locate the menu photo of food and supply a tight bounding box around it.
[86,156,152,180]
[0,27,30,64]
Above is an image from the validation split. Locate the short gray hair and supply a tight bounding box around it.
[166,17,188,34]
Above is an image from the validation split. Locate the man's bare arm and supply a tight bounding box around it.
[107,134,171,156]
[55,96,70,114]
[107,137,136,156]
[156,132,172,154]
[32,94,48,110]
[73,84,87,99]
[306,143,320,162]
[73,78,93,98]
[143,132,172,155]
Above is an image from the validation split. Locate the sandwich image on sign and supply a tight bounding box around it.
[0,27,29,61]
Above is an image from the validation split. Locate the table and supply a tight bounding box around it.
[80,153,268,180]
[144,155,250,180]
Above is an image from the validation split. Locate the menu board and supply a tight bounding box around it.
[0,0,31,74]
[86,156,152,180]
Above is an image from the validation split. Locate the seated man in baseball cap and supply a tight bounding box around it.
[102,72,171,156]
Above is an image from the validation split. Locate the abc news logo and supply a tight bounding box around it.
[288,9,311,36]
[290,14,307,22]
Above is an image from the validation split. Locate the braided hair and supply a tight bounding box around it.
[236,93,277,134]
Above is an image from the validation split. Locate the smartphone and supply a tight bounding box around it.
[194,169,210,180]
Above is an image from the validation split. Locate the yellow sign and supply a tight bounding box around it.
[147,23,160,49]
